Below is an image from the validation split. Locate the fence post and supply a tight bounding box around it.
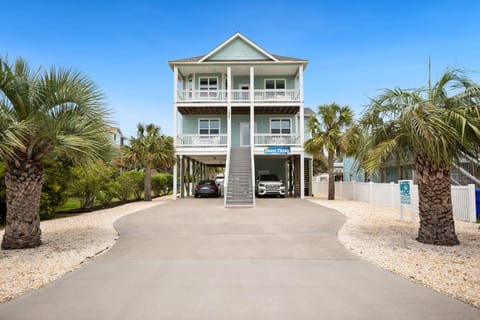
[468,184,476,223]
[352,180,356,200]
[390,182,395,208]
[369,181,373,204]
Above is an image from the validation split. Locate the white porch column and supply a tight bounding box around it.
[172,65,179,200]
[249,66,254,146]
[299,64,305,199]
[299,65,304,146]
[227,66,232,149]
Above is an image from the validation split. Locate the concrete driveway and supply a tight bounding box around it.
[1,198,479,319]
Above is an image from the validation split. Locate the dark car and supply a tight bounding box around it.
[194,180,221,198]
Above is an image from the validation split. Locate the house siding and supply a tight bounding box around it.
[208,38,270,61]
[182,115,228,134]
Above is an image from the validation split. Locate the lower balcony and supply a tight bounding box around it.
[176,134,228,147]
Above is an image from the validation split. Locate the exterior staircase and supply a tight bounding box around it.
[225,147,255,206]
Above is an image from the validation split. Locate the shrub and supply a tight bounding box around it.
[151,173,173,196]
[113,170,145,201]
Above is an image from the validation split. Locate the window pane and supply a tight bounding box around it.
[199,129,209,134]
[271,129,281,134]
[199,120,209,129]
[210,128,219,134]
[210,120,219,129]
[265,80,275,89]
[200,78,208,90]
[276,80,285,89]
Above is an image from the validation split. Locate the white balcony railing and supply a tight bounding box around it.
[177,89,300,103]
[254,134,301,146]
[177,90,227,102]
[254,89,299,102]
[176,134,228,147]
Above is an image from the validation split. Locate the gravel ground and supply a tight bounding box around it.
[309,198,480,308]
[0,197,168,303]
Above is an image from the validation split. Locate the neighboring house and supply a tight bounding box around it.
[169,32,313,206]
[107,127,126,147]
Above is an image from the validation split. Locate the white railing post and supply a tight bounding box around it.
[369,181,373,204]
[468,184,477,223]
[390,182,395,207]
[352,180,356,200]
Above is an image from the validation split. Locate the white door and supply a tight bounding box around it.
[240,122,250,146]
[239,83,249,101]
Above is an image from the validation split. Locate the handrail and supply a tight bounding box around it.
[224,146,231,206]
[254,134,301,146]
[176,134,227,147]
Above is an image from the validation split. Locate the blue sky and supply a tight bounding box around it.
[2,0,480,138]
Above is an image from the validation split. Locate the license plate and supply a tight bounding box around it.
[201,187,209,190]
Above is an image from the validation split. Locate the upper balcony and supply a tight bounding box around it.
[176,89,300,104]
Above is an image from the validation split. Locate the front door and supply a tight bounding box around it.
[240,122,250,146]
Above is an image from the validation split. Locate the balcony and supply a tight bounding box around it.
[254,134,301,146]
[176,134,302,148]
[176,134,228,147]
[177,89,300,103]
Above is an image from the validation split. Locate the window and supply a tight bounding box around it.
[199,119,220,135]
[270,119,291,134]
[199,77,218,97]
[265,79,286,90]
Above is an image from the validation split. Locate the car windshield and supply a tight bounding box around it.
[198,180,215,185]
[259,175,279,181]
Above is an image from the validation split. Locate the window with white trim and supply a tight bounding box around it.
[199,119,220,135]
[270,119,291,134]
[265,79,286,90]
[199,77,218,97]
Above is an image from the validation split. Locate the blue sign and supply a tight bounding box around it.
[400,180,411,205]
[264,146,291,155]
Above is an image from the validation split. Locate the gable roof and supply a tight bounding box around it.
[200,32,277,62]
[168,33,307,67]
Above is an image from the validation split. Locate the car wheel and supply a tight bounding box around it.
[280,195,285,198]
[194,194,199,198]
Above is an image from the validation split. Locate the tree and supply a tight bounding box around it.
[361,68,480,246]
[0,57,112,249]
[124,124,175,201]
[304,103,354,200]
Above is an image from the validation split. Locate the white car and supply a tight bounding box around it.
[255,174,285,197]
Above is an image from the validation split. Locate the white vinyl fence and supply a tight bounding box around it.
[313,180,477,223]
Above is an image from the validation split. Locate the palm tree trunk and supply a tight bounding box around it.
[328,150,335,200]
[144,165,152,201]
[1,160,44,249]
[415,155,459,246]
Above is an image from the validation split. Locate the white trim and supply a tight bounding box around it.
[198,118,221,135]
[269,117,292,135]
[199,32,278,63]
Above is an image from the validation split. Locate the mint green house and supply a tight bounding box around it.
[169,33,312,206]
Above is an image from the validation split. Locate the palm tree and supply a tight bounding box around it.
[125,123,175,201]
[0,57,113,249]
[362,68,480,246]
[304,103,354,200]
